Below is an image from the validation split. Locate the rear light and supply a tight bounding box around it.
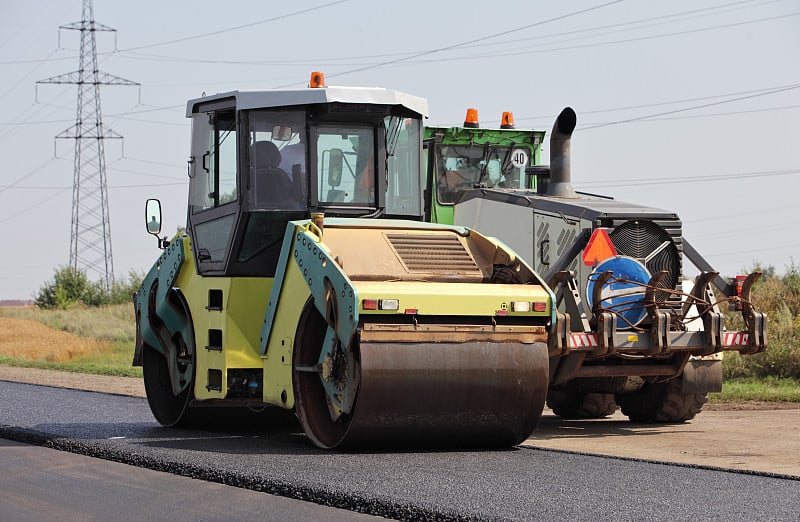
[379,299,400,311]
[362,298,400,311]
[509,301,548,313]
[511,301,531,312]
[735,275,747,311]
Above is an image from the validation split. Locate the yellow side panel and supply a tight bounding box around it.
[355,281,551,317]
[172,238,273,401]
[261,257,311,409]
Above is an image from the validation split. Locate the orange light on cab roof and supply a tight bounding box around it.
[463,108,479,128]
[309,71,326,88]
[501,111,516,129]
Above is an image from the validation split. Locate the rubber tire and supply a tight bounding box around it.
[616,378,707,423]
[546,391,618,419]
[142,345,193,427]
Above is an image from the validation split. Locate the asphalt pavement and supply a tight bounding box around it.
[1,381,798,521]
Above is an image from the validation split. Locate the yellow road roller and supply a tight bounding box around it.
[133,73,554,449]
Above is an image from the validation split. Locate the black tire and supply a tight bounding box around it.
[616,378,707,423]
[547,391,618,419]
[142,345,193,427]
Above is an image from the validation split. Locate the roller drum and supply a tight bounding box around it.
[295,335,549,449]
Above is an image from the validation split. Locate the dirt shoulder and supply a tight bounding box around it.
[2,364,798,478]
[0,365,145,398]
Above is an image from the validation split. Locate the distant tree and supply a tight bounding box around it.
[34,266,92,309]
[35,267,144,309]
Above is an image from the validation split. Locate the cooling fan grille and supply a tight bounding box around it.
[609,220,680,303]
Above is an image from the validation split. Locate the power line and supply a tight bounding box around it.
[515,81,800,122]
[579,168,800,188]
[101,0,773,68]
[0,188,70,225]
[430,11,800,64]
[275,0,624,87]
[580,103,800,125]
[115,0,349,52]
[448,0,778,51]
[577,84,800,131]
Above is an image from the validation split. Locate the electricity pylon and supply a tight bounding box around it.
[37,0,139,289]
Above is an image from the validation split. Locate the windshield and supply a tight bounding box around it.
[436,144,529,204]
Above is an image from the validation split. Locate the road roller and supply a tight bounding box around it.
[133,73,554,449]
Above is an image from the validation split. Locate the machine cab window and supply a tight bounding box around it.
[315,125,375,205]
[247,110,308,211]
[188,107,238,269]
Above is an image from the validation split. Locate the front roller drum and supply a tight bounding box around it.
[294,308,549,449]
[347,340,549,448]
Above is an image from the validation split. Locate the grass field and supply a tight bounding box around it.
[0,304,797,401]
[0,304,140,378]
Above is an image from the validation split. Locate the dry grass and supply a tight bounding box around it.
[0,303,134,342]
[0,317,110,362]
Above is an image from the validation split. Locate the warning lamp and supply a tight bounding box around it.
[309,71,326,88]
[500,111,516,129]
[464,108,479,128]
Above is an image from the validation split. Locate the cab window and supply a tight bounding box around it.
[189,110,237,211]
[316,126,375,205]
[187,108,238,270]
[247,110,307,210]
[385,116,421,216]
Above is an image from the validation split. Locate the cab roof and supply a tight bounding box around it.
[186,85,429,118]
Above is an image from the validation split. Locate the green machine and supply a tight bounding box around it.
[424,107,766,422]
[423,108,544,224]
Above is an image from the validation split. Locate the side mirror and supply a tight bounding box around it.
[145,199,167,248]
[145,199,162,235]
[328,148,343,187]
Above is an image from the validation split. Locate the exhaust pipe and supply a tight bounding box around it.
[546,107,577,198]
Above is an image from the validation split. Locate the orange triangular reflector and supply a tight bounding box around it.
[582,228,617,266]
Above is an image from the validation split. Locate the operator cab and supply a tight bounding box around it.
[422,109,544,223]
[175,73,427,277]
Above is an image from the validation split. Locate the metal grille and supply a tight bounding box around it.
[609,220,681,303]
[386,234,479,273]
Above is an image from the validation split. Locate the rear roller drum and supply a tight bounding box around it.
[292,298,359,449]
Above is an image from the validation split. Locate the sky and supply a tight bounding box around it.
[0,0,798,299]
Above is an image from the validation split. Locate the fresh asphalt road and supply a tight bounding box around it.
[0,381,798,521]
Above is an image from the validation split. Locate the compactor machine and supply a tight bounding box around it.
[424,107,767,422]
[134,74,554,449]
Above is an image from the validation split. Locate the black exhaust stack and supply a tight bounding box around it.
[545,107,577,198]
